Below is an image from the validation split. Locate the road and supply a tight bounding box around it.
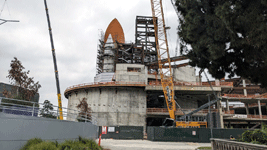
[99,139,211,150]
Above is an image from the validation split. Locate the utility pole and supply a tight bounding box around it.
[44,0,63,120]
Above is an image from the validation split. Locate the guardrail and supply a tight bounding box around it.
[211,138,267,150]
[223,112,267,119]
[223,93,267,99]
[147,108,218,114]
[66,81,146,90]
[248,115,267,119]
[0,97,97,125]
[148,81,233,87]
[249,103,266,107]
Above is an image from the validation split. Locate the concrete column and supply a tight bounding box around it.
[226,99,229,112]
[217,94,224,129]
[258,100,262,119]
[243,79,247,97]
[145,66,148,85]
[245,103,249,115]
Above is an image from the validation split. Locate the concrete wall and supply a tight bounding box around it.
[176,98,198,109]
[173,66,196,82]
[0,112,98,150]
[67,87,146,127]
[115,64,147,83]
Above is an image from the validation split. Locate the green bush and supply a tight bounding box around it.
[58,136,101,150]
[21,137,102,150]
[241,130,253,142]
[240,125,267,145]
[20,138,43,150]
[29,141,57,150]
[251,129,267,144]
[197,147,212,149]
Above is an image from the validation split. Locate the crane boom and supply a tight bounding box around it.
[44,0,63,120]
[150,0,176,119]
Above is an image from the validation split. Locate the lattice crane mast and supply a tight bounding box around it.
[150,0,176,120]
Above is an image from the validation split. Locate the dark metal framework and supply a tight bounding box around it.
[96,39,144,74]
[135,16,157,71]
[96,30,105,74]
[116,42,144,64]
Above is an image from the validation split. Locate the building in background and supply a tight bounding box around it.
[0,82,39,103]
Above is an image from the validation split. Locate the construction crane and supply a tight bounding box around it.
[150,0,222,128]
[150,0,176,120]
[44,0,63,120]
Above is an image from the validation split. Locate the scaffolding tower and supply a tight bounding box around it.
[135,16,157,72]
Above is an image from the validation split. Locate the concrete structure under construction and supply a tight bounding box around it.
[65,17,238,129]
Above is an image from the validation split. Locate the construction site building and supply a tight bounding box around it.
[64,17,267,129]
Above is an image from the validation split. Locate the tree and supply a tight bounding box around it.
[176,0,267,87]
[7,57,41,100]
[40,100,57,119]
[76,98,92,122]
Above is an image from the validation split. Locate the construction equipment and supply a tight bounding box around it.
[44,0,63,120]
[150,0,176,120]
[150,1,222,128]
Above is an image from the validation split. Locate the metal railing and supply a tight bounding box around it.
[148,81,233,87]
[0,97,97,125]
[211,138,267,150]
[223,112,267,119]
[147,108,218,114]
[223,93,267,99]
[66,81,146,90]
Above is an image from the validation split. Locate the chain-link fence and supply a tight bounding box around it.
[0,97,97,125]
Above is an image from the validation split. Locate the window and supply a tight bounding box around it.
[127,67,141,72]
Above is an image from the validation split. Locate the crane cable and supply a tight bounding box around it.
[0,0,7,17]
[0,0,11,18]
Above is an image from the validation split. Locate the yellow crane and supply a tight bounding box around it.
[150,0,176,121]
[150,0,207,128]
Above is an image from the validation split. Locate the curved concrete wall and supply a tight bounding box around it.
[67,87,146,127]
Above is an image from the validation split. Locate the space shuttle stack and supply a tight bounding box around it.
[103,34,115,73]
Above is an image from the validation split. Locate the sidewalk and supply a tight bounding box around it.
[98,139,211,150]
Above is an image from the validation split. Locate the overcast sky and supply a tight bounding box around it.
[0,0,183,108]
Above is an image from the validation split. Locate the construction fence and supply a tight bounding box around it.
[98,126,143,140]
[147,127,246,143]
